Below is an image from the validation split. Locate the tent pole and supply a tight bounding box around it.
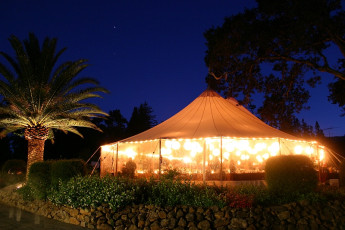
[115,143,119,176]
[203,140,206,184]
[220,137,223,181]
[317,144,321,183]
[159,139,162,180]
[278,138,282,155]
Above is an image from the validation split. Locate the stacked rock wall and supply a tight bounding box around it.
[1,188,345,229]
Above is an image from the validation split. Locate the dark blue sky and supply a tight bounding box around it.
[1,0,344,136]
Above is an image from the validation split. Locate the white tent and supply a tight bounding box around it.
[100,89,326,181]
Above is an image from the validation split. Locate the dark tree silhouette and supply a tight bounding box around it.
[127,102,157,136]
[204,0,345,129]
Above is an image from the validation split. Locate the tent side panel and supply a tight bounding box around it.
[100,145,116,177]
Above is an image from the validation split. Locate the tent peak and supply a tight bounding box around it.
[200,88,222,97]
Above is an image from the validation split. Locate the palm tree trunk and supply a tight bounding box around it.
[26,138,45,179]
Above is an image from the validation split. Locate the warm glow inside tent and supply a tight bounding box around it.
[100,89,331,181]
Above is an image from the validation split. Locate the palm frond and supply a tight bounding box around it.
[0,33,108,139]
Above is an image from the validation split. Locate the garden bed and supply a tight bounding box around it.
[1,182,345,229]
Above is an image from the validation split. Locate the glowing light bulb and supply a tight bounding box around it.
[125,149,137,159]
[319,149,325,161]
[171,140,180,150]
[213,148,220,156]
[237,160,241,165]
[224,152,230,160]
[190,151,197,157]
[256,156,263,163]
[161,147,172,156]
[165,140,172,148]
[224,142,235,152]
[305,146,314,155]
[184,141,192,150]
[254,143,267,151]
[268,142,279,154]
[294,145,303,155]
[235,151,241,156]
[183,157,192,164]
[209,155,213,160]
[237,140,249,150]
[209,144,215,150]
[263,153,269,159]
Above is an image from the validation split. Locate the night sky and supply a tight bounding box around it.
[1,0,344,137]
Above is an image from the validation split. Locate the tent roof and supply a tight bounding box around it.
[117,89,297,143]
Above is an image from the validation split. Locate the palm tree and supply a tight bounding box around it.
[0,33,108,176]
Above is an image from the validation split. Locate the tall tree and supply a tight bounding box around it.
[205,0,345,123]
[103,109,128,142]
[127,102,157,136]
[257,62,311,133]
[0,33,108,176]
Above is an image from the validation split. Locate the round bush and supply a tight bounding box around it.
[2,159,26,174]
[265,155,318,195]
[50,159,86,187]
[28,161,51,200]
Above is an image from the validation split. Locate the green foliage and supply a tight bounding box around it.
[147,180,225,207]
[17,184,35,201]
[48,176,136,210]
[27,161,52,200]
[227,184,271,206]
[1,159,26,174]
[265,155,318,196]
[50,159,86,188]
[0,33,109,139]
[48,176,225,209]
[120,160,137,178]
[161,168,180,180]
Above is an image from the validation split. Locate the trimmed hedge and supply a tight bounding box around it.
[50,159,86,188]
[28,161,52,199]
[265,155,318,196]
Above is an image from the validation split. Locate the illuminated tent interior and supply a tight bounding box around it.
[100,89,332,181]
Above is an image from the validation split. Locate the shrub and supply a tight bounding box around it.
[161,168,180,180]
[48,176,136,210]
[50,159,86,188]
[17,184,34,201]
[227,193,254,208]
[224,184,271,207]
[265,155,318,196]
[1,159,26,174]
[147,180,225,207]
[27,161,52,200]
[339,160,345,187]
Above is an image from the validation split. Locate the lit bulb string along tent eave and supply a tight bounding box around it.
[100,136,337,182]
[99,89,342,181]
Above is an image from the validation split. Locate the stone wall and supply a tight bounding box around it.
[1,186,345,229]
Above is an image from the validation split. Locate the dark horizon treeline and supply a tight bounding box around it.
[0,100,344,167]
[0,102,157,167]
